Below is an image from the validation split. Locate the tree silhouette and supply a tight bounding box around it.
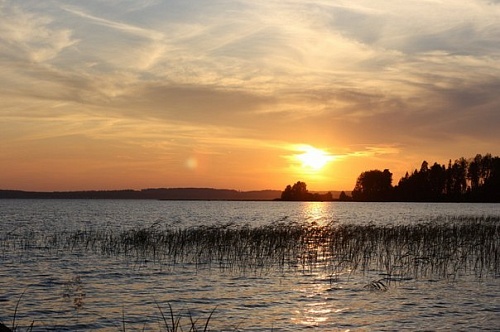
[281,154,499,203]
[391,153,499,202]
[352,169,393,201]
[339,191,351,201]
[281,185,293,200]
[280,181,334,201]
[281,181,309,201]
[429,162,446,200]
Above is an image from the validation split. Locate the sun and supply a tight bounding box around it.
[295,146,335,171]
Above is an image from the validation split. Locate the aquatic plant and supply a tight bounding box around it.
[0,288,34,332]
[363,279,388,291]
[155,302,216,332]
[1,300,217,332]
[1,216,499,330]
[2,216,499,280]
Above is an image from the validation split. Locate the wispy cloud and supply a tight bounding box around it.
[1,0,499,190]
[0,3,78,63]
[62,5,164,41]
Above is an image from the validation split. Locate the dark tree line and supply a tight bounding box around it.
[351,154,500,202]
[351,169,393,201]
[280,181,333,201]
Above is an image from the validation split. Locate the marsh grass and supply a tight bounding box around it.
[1,301,218,332]
[154,302,216,332]
[2,216,499,280]
[1,216,499,330]
[0,288,34,332]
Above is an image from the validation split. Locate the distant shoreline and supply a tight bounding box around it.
[2,189,481,202]
[3,188,495,202]
[0,188,351,201]
[0,188,282,200]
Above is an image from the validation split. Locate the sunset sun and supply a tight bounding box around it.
[295,146,335,171]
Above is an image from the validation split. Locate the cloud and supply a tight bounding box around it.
[322,0,500,55]
[0,2,78,63]
[107,83,275,126]
[1,0,499,191]
[62,5,164,41]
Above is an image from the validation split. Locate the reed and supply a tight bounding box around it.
[1,216,498,330]
[2,216,499,280]
[1,301,217,332]
[155,302,216,332]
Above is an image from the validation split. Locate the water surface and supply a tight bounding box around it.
[1,200,499,331]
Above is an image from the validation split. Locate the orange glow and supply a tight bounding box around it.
[0,1,498,193]
[294,145,335,171]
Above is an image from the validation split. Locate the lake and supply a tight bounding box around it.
[0,200,499,331]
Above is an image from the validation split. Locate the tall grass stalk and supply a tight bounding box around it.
[2,216,499,280]
[2,300,217,332]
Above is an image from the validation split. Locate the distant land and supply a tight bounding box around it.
[0,188,348,200]
[0,188,346,200]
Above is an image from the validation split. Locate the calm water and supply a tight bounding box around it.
[1,200,499,331]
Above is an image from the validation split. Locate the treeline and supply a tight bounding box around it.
[280,153,499,202]
[280,181,334,201]
[351,153,500,202]
[0,188,282,200]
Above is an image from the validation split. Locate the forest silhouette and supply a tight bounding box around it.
[1,154,498,202]
[281,153,500,202]
[280,181,334,201]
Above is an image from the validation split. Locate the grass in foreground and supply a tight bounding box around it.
[1,299,218,332]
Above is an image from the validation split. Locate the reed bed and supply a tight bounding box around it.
[2,216,499,280]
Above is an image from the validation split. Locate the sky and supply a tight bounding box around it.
[1,0,500,192]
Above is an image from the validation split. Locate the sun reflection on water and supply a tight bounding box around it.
[300,201,334,227]
[292,280,328,326]
[292,203,355,330]
[291,277,354,331]
[297,302,331,325]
